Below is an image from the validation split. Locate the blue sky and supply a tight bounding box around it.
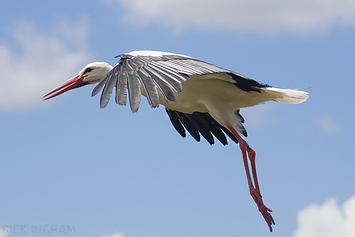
[1,1,355,237]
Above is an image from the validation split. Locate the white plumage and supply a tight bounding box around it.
[43,50,309,231]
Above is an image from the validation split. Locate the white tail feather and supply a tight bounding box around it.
[263,87,309,104]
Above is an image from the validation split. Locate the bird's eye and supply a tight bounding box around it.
[84,68,93,74]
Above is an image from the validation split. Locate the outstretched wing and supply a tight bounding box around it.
[92,50,268,112]
[91,51,236,112]
[166,109,247,145]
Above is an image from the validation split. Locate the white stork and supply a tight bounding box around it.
[43,50,309,231]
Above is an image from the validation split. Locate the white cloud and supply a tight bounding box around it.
[317,115,342,133]
[108,0,355,34]
[0,18,93,111]
[294,195,355,237]
[101,232,125,237]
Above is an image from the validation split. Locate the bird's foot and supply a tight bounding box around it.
[250,187,275,232]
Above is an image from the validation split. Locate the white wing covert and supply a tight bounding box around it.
[91,52,232,112]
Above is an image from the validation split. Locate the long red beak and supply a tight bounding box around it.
[42,75,88,100]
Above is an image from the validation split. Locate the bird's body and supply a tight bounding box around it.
[43,50,309,231]
[163,74,305,124]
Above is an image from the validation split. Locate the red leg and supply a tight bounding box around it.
[227,125,275,232]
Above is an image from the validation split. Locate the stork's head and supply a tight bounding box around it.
[42,62,113,100]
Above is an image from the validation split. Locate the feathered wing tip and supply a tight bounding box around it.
[165,109,241,146]
[263,87,309,104]
[235,109,247,137]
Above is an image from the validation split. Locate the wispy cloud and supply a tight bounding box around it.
[317,115,342,133]
[107,0,355,34]
[294,195,355,237]
[241,103,276,128]
[0,18,93,111]
[101,232,125,237]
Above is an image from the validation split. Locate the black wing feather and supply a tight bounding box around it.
[166,109,242,146]
[193,112,228,145]
[185,113,215,145]
[166,110,186,138]
[175,112,201,142]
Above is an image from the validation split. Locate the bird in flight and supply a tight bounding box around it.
[43,50,308,231]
